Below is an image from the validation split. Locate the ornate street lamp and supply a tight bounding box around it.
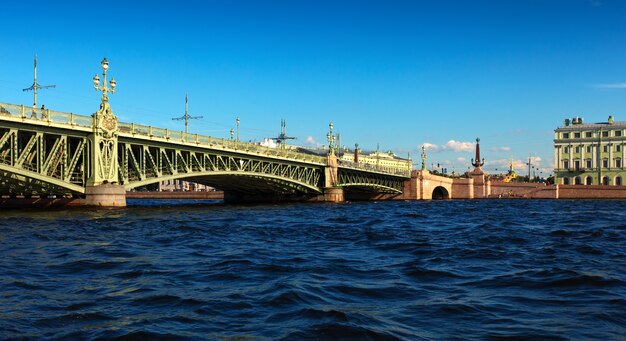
[236,116,240,142]
[93,57,116,102]
[326,122,336,156]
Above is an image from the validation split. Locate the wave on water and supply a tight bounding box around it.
[1,199,625,339]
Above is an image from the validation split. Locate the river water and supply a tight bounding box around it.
[0,199,625,339]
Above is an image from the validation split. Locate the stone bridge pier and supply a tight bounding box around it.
[322,154,344,203]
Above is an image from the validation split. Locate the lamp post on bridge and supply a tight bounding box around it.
[326,122,336,156]
[89,57,120,187]
[85,58,125,206]
[236,116,240,142]
[93,58,116,102]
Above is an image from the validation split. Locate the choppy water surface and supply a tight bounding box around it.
[1,199,625,339]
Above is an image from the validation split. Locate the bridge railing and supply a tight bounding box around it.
[116,122,327,164]
[0,102,93,127]
[338,159,411,177]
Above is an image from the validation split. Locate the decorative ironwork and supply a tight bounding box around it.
[337,167,405,193]
[89,58,120,186]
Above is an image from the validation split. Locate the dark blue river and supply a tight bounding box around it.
[1,199,625,340]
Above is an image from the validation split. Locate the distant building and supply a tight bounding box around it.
[339,149,411,173]
[158,179,214,191]
[554,115,626,185]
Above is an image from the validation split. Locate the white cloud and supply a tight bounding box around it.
[443,140,474,152]
[421,142,439,152]
[593,83,626,89]
[306,136,319,146]
[456,157,467,163]
[489,146,511,152]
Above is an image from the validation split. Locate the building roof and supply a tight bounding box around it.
[556,117,626,131]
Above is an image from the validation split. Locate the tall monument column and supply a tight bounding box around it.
[469,137,488,198]
[85,58,126,207]
[323,122,344,202]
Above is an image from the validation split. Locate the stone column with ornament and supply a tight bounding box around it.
[84,58,126,207]
[323,122,344,202]
[469,137,489,198]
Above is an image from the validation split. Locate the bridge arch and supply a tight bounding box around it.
[124,171,323,196]
[0,164,86,195]
[432,186,449,200]
[339,183,402,194]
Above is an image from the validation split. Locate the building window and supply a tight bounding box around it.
[615,130,622,137]
[575,176,582,185]
[616,158,622,168]
[603,145,609,153]
[563,177,570,185]
[616,145,621,152]
[602,131,609,137]
[574,132,581,138]
[603,176,609,185]
[586,159,592,168]
[616,176,623,186]
[575,146,581,153]
[574,160,581,170]
[563,133,569,139]
[603,159,609,168]
[564,146,569,153]
[586,176,593,185]
[586,145,592,153]
[585,132,592,138]
[563,160,569,169]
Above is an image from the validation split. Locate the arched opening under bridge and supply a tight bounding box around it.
[432,186,449,200]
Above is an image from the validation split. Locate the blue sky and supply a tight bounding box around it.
[1,0,625,177]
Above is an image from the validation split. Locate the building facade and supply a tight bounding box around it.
[554,116,626,185]
[339,150,412,174]
[158,179,214,191]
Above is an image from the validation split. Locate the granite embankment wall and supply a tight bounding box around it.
[490,182,556,199]
[558,184,626,199]
[489,181,626,199]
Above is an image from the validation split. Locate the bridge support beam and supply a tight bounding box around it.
[83,183,126,207]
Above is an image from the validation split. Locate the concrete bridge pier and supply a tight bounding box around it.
[83,184,126,207]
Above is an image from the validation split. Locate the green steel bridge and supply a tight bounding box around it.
[0,101,411,203]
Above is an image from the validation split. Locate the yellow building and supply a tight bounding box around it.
[339,149,412,174]
[554,115,625,185]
